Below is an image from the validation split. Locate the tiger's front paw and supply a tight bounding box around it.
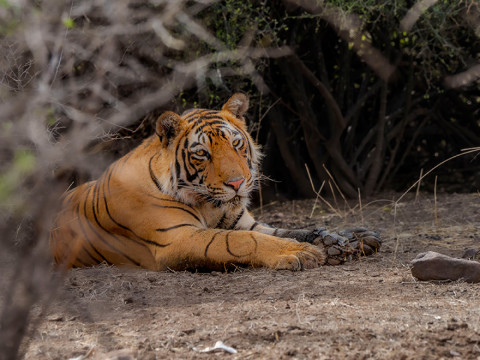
[312,227,381,265]
[273,243,326,271]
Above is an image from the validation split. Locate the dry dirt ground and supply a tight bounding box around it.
[18,192,480,359]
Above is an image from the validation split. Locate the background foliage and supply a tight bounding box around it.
[186,0,480,199]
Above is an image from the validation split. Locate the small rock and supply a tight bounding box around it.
[322,236,335,246]
[47,314,64,322]
[359,243,374,256]
[327,258,341,265]
[450,350,460,357]
[327,247,342,256]
[411,251,480,283]
[104,349,136,360]
[362,236,382,249]
[349,240,358,248]
[425,234,442,241]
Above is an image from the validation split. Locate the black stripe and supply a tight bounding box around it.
[184,110,218,122]
[225,231,257,258]
[249,234,258,254]
[204,231,222,258]
[175,159,181,183]
[54,254,59,264]
[249,222,259,231]
[103,169,170,248]
[147,194,181,202]
[147,194,204,226]
[194,120,226,133]
[225,231,240,258]
[229,208,245,230]
[68,221,100,264]
[82,245,100,265]
[199,133,208,145]
[215,212,227,228]
[90,181,142,266]
[217,130,229,142]
[189,110,218,122]
[273,228,279,236]
[182,148,199,182]
[152,204,202,224]
[156,223,195,232]
[197,115,224,121]
[147,194,187,203]
[94,170,104,215]
[79,188,110,264]
[73,255,92,268]
[183,111,200,121]
[173,133,184,184]
[205,194,222,208]
[149,155,163,192]
[237,127,254,163]
[77,188,113,265]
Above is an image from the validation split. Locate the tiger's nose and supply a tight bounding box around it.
[225,177,245,191]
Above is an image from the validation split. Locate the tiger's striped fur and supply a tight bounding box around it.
[50,94,326,271]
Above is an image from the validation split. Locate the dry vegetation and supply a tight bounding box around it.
[0,1,287,357]
[0,1,479,359]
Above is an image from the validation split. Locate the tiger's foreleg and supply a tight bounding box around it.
[235,211,382,265]
[151,226,326,271]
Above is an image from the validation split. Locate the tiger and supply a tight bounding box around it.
[50,93,381,271]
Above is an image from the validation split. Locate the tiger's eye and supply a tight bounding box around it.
[195,149,207,157]
[232,139,242,147]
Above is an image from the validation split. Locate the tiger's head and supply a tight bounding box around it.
[151,93,261,209]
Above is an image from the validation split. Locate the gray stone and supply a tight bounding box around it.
[104,349,136,360]
[362,235,382,250]
[322,236,335,246]
[327,258,341,265]
[327,246,342,256]
[411,251,480,283]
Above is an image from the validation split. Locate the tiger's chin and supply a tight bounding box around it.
[174,189,249,209]
[225,195,245,206]
[206,193,250,210]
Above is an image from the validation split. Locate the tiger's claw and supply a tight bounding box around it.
[312,227,382,265]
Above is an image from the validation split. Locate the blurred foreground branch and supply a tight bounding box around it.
[0,1,289,358]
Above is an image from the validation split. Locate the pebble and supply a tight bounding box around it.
[103,349,136,360]
[47,314,63,322]
[323,237,335,246]
[327,258,341,265]
[327,247,342,256]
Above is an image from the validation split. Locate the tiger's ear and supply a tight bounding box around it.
[155,111,185,147]
[222,93,249,119]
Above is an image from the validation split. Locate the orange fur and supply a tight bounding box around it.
[50,94,326,271]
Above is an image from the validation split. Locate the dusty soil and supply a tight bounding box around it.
[19,192,480,359]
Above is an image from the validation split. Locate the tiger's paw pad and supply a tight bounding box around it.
[312,227,381,265]
[274,244,326,271]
